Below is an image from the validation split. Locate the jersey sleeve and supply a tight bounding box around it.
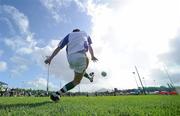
[87,36,92,45]
[58,34,69,49]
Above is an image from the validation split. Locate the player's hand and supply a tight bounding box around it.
[44,56,52,64]
[91,56,98,62]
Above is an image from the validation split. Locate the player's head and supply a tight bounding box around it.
[72,28,80,32]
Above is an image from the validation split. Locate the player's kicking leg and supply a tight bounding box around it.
[50,53,89,102]
[50,71,84,102]
[84,72,94,82]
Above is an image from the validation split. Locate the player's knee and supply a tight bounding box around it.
[76,81,81,85]
[73,72,83,85]
[73,77,82,85]
[73,80,81,86]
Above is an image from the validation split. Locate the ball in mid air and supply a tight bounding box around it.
[101,71,107,77]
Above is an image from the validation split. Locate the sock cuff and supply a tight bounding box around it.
[56,91,60,95]
[60,81,75,93]
[62,86,67,92]
[84,72,89,78]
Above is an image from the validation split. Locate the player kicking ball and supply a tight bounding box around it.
[44,29,98,102]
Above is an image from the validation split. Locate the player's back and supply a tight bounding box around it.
[67,31,88,55]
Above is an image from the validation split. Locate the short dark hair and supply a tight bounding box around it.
[72,28,80,32]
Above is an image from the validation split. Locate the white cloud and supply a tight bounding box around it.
[2,5,29,34]
[40,0,71,23]
[9,56,29,76]
[84,0,180,89]
[40,0,89,23]
[0,17,16,35]
[10,56,30,65]
[74,0,87,12]
[1,5,36,54]
[10,65,28,76]
[4,34,36,55]
[26,77,59,90]
[36,0,180,90]
[0,61,7,71]
[1,5,37,76]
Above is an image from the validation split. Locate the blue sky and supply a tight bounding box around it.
[0,0,180,92]
[0,0,91,39]
[0,0,92,90]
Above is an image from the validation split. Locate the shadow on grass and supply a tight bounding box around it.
[0,101,53,110]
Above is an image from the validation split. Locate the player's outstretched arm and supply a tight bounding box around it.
[44,46,61,64]
[89,45,98,62]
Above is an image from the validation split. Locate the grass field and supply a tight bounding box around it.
[0,95,180,116]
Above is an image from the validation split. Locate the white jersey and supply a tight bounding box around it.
[58,31,92,55]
